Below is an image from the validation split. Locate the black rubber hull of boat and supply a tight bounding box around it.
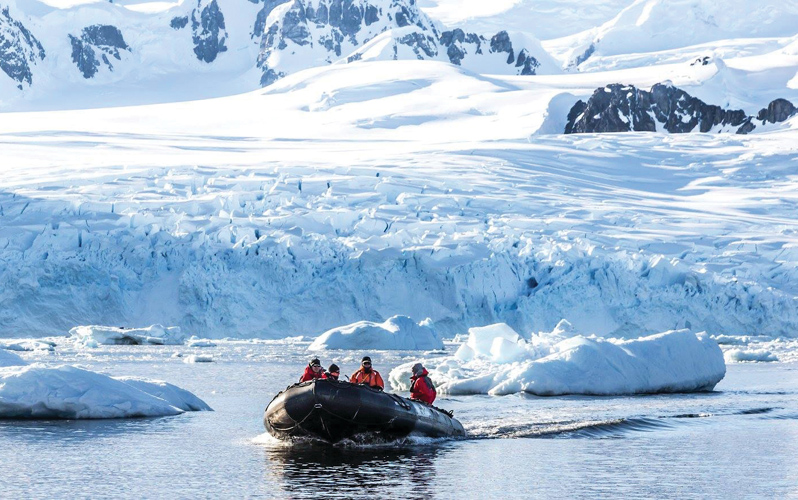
[264,379,466,443]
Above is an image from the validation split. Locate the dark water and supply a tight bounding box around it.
[1,344,797,499]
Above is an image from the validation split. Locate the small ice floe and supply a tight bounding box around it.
[70,325,187,347]
[184,355,214,363]
[390,320,726,396]
[187,337,218,348]
[309,315,443,351]
[724,349,778,363]
[0,356,211,419]
[0,340,56,352]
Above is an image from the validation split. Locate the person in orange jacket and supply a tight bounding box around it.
[409,363,436,405]
[350,356,384,390]
[299,358,325,382]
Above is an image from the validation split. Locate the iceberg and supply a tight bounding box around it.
[308,315,443,351]
[390,323,726,396]
[0,349,27,368]
[70,325,187,347]
[724,349,778,363]
[0,354,211,419]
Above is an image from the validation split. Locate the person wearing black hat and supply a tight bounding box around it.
[323,363,342,381]
[299,358,325,382]
[349,356,384,389]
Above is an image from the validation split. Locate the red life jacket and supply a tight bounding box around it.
[410,369,436,404]
[299,366,324,383]
[350,368,384,389]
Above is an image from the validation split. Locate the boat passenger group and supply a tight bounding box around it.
[299,356,437,405]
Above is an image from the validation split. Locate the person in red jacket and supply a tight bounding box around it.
[323,363,341,381]
[410,363,436,405]
[350,356,384,389]
[299,358,325,382]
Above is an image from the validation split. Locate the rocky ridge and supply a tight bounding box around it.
[565,83,797,135]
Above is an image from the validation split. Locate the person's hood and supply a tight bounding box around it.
[411,368,429,379]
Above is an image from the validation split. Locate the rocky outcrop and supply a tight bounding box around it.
[256,0,551,87]
[191,0,227,63]
[565,83,797,135]
[0,7,45,89]
[69,25,129,79]
[170,16,189,30]
[439,29,540,75]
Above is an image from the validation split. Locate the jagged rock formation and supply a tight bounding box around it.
[256,0,552,87]
[69,25,129,79]
[565,83,797,135]
[191,0,227,63]
[170,16,189,30]
[0,7,45,89]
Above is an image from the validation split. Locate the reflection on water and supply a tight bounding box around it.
[264,443,450,499]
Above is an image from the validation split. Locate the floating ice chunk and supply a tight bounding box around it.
[187,337,218,348]
[0,340,56,352]
[116,378,213,411]
[490,337,526,364]
[70,325,187,347]
[308,315,443,351]
[391,329,725,396]
[466,323,521,357]
[724,349,778,363]
[0,365,211,419]
[184,355,214,363]
[0,349,27,368]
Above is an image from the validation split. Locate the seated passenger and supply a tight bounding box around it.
[324,364,341,381]
[409,363,436,405]
[349,356,384,390]
[299,358,325,382]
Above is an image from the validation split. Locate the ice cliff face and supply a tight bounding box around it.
[191,0,228,63]
[565,83,798,134]
[0,7,44,88]
[256,0,554,86]
[69,25,129,79]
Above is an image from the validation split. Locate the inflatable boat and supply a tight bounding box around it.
[263,379,466,443]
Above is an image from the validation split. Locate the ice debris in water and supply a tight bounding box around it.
[390,321,726,396]
[0,339,56,352]
[187,337,218,348]
[70,324,187,347]
[724,349,778,363]
[184,354,214,363]
[308,315,443,351]
[0,355,211,418]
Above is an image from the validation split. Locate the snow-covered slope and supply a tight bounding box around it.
[0,58,797,339]
[549,0,798,69]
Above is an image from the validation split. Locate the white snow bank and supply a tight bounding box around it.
[308,316,443,351]
[724,349,778,363]
[70,325,186,347]
[0,349,27,368]
[390,324,726,396]
[0,364,212,418]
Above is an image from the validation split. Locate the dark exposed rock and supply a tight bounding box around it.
[191,0,227,63]
[396,30,437,60]
[515,48,539,76]
[565,83,797,135]
[756,98,797,124]
[69,25,129,79]
[691,55,711,66]
[574,43,595,66]
[170,16,189,30]
[490,31,514,65]
[0,7,46,88]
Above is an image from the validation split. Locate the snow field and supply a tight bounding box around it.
[390,322,726,396]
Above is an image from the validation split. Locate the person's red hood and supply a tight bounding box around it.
[411,368,429,379]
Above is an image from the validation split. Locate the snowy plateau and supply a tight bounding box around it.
[1,0,798,415]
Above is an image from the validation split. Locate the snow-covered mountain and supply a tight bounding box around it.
[255,0,559,86]
[0,0,560,108]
